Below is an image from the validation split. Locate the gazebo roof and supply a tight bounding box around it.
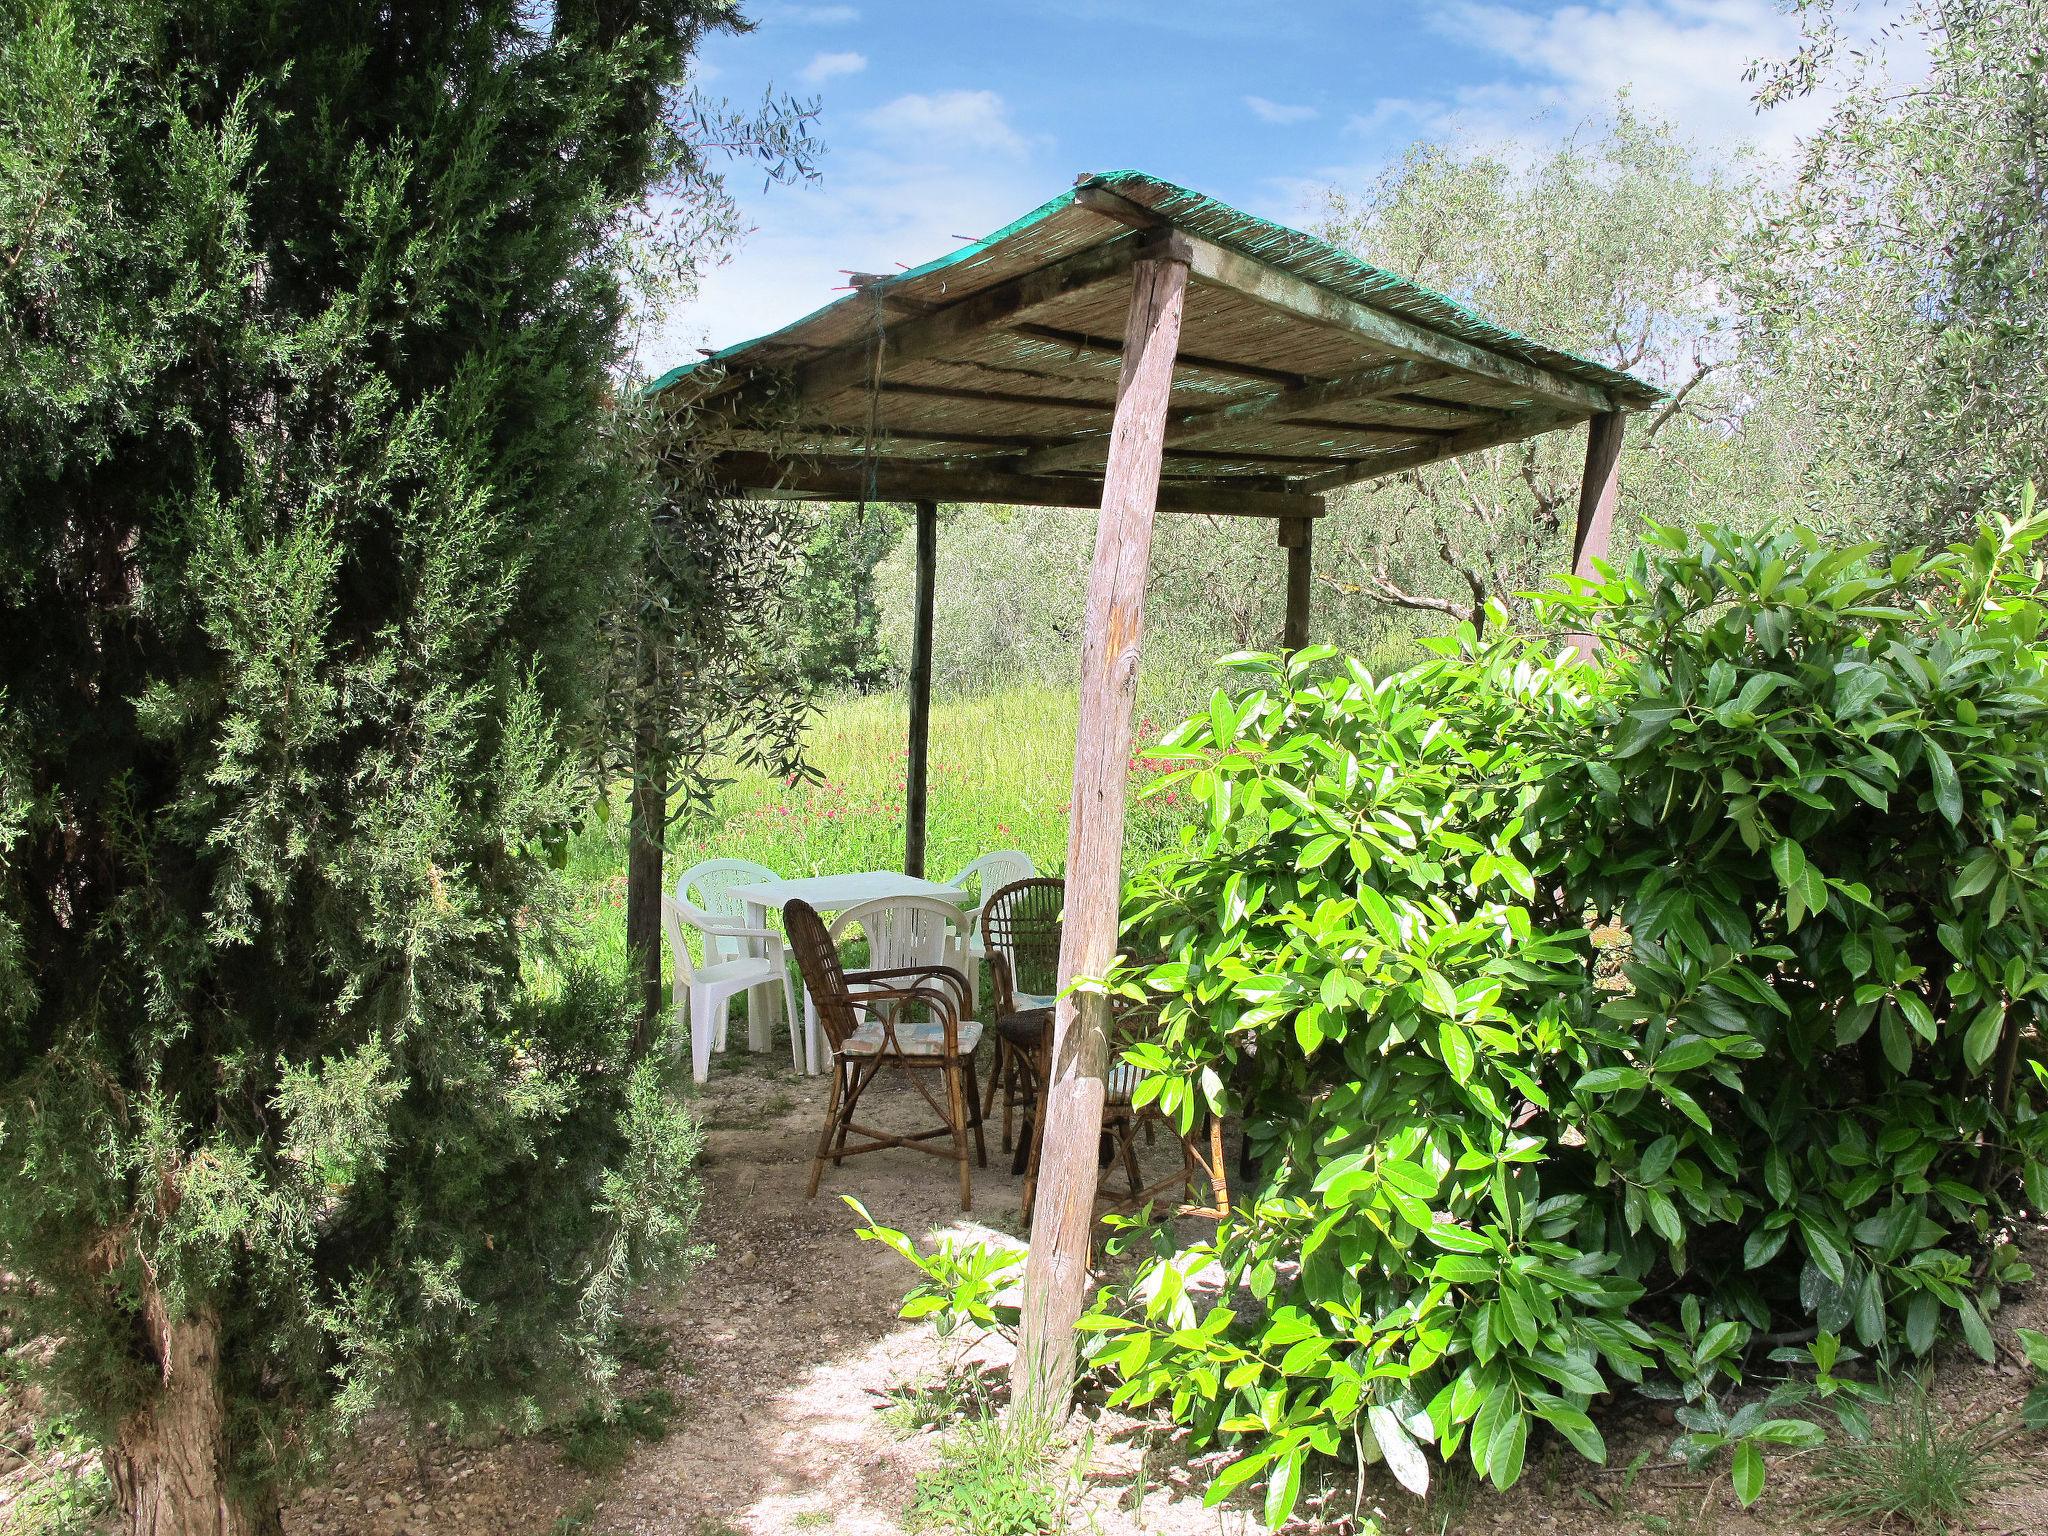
[649,170,1661,519]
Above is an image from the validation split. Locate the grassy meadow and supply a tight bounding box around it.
[560,685,1203,983]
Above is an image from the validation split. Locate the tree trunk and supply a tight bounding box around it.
[625,641,668,1056]
[105,1298,279,1536]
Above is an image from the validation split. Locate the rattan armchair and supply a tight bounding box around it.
[784,897,987,1211]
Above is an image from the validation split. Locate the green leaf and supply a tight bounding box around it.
[1879,1007,1914,1074]
[1732,1440,1765,1507]
[1263,1444,1304,1531]
[1924,737,1962,824]
[1744,1224,1790,1269]
[1297,834,1342,870]
[1487,1406,1529,1490]
[1615,709,1679,758]
[1801,1221,1847,1284]
[1770,837,1807,894]
[1956,1298,1995,1363]
[1575,1066,1646,1095]
[1438,1022,1475,1083]
[1528,1394,1607,1464]
[1905,1290,1939,1356]
[1418,967,1459,1017]
[1367,1403,1431,1497]
[1963,1003,2004,1073]
[1424,1221,1492,1254]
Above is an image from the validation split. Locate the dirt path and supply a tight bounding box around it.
[265,1049,2048,1535]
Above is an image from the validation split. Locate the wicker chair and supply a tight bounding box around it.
[783,897,987,1211]
[978,876,1065,1157]
[1020,995,1230,1225]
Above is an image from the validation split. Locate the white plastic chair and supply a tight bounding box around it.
[663,857,800,1083]
[942,850,1037,1010]
[806,895,972,1073]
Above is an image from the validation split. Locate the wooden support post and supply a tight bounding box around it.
[904,500,937,878]
[1568,411,1624,660]
[1012,236,1191,1429]
[1280,516,1312,651]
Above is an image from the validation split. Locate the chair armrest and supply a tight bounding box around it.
[847,963,972,1012]
[696,922,783,945]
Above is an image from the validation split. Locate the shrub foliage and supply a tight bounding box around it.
[1089,507,2048,1522]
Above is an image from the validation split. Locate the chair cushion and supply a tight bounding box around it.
[843,1018,984,1057]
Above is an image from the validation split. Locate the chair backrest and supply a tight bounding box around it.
[980,877,1065,1018]
[675,857,777,964]
[946,849,1037,911]
[784,899,863,1053]
[827,895,964,974]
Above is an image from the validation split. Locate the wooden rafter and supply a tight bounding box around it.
[1295,407,1587,493]
[1011,322,1304,388]
[755,232,1151,406]
[1011,358,1460,474]
[708,451,1325,518]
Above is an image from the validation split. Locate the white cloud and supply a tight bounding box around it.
[1244,95,1318,125]
[801,50,868,84]
[863,89,1031,157]
[647,89,1051,355]
[1418,0,1839,164]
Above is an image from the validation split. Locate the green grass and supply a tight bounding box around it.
[1806,1376,2001,1533]
[559,685,1201,981]
[905,1417,1071,1536]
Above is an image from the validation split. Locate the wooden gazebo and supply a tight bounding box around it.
[648,169,1659,1421]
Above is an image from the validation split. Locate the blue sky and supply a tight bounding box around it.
[658,1,1841,358]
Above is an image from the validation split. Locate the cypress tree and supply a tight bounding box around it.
[0,2,776,1529]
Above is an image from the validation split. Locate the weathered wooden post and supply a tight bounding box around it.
[1568,411,1623,660]
[1280,515,1312,650]
[1012,231,1191,1428]
[905,499,938,877]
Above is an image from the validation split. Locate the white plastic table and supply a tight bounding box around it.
[728,871,972,1073]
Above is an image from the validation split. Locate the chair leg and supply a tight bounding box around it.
[806,1058,843,1198]
[987,1038,1011,1152]
[690,989,716,1085]
[982,1036,1005,1127]
[1021,1088,1046,1216]
[963,1053,987,1168]
[781,964,804,1075]
[1121,1116,1143,1195]
[832,1059,870,1166]
[944,1060,972,1213]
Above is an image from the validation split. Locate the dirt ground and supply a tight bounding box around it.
[5,1036,2046,1535]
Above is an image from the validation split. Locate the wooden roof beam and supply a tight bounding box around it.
[760,231,1152,406]
[1011,358,1458,474]
[1072,184,1619,415]
[728,425,1046,452]
[1011,323,1305,388]
[876,380,1111,413]
[1298,407,1587,493]
[708,451,1325,519]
